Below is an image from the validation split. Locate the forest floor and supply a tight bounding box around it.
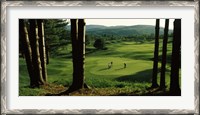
[19,40,180,96]
[36,83,171,96]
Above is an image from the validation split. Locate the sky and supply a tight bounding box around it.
[85,19,174,29]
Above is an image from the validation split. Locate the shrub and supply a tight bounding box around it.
[93,39,105,49]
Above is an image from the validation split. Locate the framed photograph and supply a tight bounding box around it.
[1,1,199,114]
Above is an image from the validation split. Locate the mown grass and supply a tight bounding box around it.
[19,39,181,96]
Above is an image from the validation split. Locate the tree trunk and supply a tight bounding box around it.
[65,19,87,94]
[170,19,181,95]
[19,19,35,87]
[37,19,48,82]
[160,19,169,89]
[77,19,86,88]
[151,19,160,88]
[45,40,49,65]
[29,19,45,86]
[35,20,45,84]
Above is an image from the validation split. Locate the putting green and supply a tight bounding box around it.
[86,57,152,76]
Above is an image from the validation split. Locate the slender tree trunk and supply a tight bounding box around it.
[29,19,39,87]
[67,19,79,92]
[29,19,44,86]
[45,40,49,65]
[160,19,169,89]
[38,19,48,82]
[77,19,86,88]
[19,19,35,87]
[35,20,45,84]
[151,19,160,88]
[170,19,181,95]
[65,19,87,94]
[71,19,79,89]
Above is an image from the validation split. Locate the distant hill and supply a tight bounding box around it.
[86,25,173,37]
[86,25,108,30]
[66,25,173,37]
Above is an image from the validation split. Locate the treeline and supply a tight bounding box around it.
[85,32,173,49]
[84,32,173,51]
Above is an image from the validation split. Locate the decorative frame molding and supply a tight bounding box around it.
[1,1,199,114]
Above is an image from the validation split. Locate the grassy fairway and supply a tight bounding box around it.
[19,40,178,96]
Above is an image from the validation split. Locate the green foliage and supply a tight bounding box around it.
[85,35,92,45]
[93,39,105,49]
[44,19,69,56]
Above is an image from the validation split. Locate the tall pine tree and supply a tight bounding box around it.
[151,19,160,88]
[38,19,48,82]
[160,19,169,90]
[29,19,45,85]
[19,19,35,87]
[44,19,69,59]
[62,19,88,94]
[170,19,181,95]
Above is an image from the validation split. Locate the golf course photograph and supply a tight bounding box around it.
[19,19,181,96]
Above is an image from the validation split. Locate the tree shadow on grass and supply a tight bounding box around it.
[85,48,98,55]
[115,67,125,71]
[99,67,109,71]
[115,69,152,83]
